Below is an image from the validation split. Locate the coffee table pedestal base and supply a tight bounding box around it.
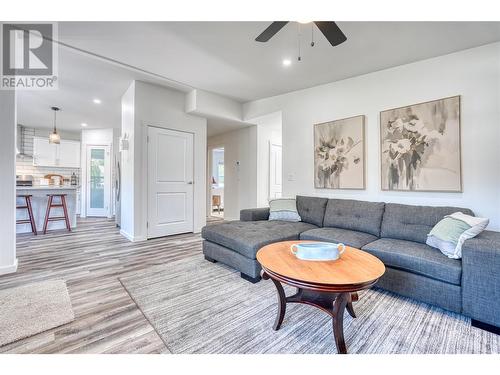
[262,271,358,354]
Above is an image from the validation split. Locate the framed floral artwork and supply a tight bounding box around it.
[380,95,462,192]
[314,115,365,190]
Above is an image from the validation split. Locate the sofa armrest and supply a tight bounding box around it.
[462,230,500,327]
[240,208,270,221]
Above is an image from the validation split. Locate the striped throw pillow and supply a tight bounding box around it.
[268,198,301,222]
[426,212,489,259]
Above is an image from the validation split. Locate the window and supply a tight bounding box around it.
[217,163,224,186]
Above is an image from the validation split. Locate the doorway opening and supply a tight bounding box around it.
[210,147,224,219]
[269,142,282,199]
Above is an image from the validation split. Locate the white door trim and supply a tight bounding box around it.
[147,125,195,239]
[269,142,282,200]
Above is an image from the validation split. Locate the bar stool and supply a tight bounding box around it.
[43,194,71,234]
[16,195,37,235]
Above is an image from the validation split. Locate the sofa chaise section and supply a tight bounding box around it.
[202,219,317,282]
[202,196,328,282]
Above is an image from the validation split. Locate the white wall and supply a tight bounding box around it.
[121,81,207,241]
[0,90,17,275]
[186,89,242,121]
[244,42,500,230]
[120,82,136,239]
[208,126,257,220]
[80,128,115,218]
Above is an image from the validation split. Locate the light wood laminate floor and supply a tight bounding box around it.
[0,218,206,354]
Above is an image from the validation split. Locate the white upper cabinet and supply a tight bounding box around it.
[33,136,81,168]
[33,137,57,166]
[57,140,81,168]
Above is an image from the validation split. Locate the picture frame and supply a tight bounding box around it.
[379,95,462,192]
[313,115,366,190]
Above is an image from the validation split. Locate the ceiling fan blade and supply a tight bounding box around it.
[255,21,289,42]
[314,21,347,46]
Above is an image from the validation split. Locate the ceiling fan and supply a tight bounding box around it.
[255,21,347,47]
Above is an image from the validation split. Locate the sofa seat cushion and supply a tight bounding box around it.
[300,227,378,249]
[362,238,462,285]
[201,221,317,260]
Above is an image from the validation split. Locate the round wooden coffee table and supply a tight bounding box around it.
[256,240,385,354]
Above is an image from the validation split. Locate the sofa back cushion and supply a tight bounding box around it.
[296,196,328,227]
[323,199,386,236]
[381,203,474,244]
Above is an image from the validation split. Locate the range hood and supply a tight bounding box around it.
[16,124,32,158]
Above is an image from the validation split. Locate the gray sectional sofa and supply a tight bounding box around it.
[201,196,500,331]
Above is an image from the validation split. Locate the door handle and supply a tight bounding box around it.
[187,181,193,185]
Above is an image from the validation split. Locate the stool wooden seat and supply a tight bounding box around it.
[16,194,37,235]
[43,194,71,234]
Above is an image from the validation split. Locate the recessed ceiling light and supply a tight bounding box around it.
[282,59,292,67]
[297,20,313,24]
[81,123,88,127]
[93,98,101,104]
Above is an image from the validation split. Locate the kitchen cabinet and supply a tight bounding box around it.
[58,140,81,168]
[33,136,56,166]
[33,136,81,168]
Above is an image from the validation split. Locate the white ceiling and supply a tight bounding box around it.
[16,46,174,132]
[206,117,253,137]
[57,22,500,101]
[17,21,500,134]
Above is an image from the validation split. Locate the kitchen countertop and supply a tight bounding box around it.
[16,186,80,190]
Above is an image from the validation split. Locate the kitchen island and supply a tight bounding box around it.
[16,186,79,234]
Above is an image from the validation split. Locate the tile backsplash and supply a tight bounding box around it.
[16,125,81,185]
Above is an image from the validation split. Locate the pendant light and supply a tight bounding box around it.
[49,106,61,144]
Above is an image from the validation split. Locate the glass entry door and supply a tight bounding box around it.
[86,145,111,217]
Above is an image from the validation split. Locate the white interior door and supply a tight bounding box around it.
[86,145,111,217]
[148,126,194,238]
[269,142,282,199]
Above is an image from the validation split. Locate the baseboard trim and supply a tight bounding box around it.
[0,258,18,275]
[472,319,500,335]
[119,229,146,242]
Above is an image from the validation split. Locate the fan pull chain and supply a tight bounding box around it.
[311,24,315,47]
[297,23,302,61]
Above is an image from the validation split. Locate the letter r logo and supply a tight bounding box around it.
[2,23,53,76]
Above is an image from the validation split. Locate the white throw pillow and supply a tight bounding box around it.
[268,198,301,222]
[426,212,489,259]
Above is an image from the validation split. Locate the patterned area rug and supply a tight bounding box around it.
[120,256,499,354]
[0,280,75,347]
